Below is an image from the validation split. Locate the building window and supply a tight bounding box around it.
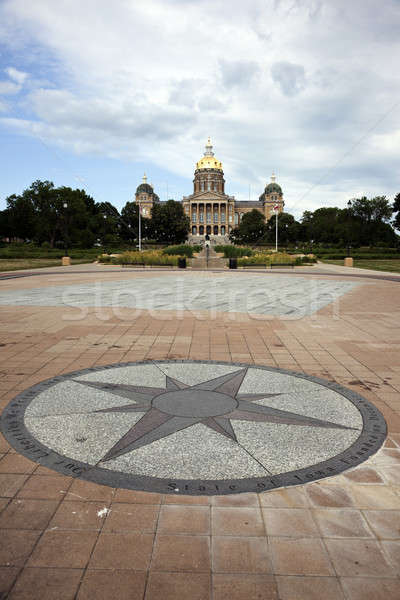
[192,213,197,223]
[221,226,225,235]
[206,212,211,224]
[192,226,197,235]
[234,213,239,225]
[199,225,204,235]
[213,212,218,223]
[221,212,225,223]
[229,215,232,222]
[214,225,219,235]
[199,212,204,223]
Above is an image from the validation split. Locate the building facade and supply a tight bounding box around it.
[135,139,284,240]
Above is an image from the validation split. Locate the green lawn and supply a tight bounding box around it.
[0,258,94,272]
[322,259,400,273]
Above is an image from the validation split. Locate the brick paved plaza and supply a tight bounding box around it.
[0,263,400,599]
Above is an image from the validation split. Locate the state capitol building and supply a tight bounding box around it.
[135,138,284,241]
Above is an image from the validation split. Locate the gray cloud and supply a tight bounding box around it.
[219,59,260,88]
[271,61,306,96]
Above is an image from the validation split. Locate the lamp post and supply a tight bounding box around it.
[103,214,107,253]
[274,204,279,252]
[347,200,352,256]
[63,202,69,257]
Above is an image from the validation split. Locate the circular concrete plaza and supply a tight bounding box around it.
[1,359,386,495]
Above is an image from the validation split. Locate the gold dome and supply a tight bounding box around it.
[196,137,223,171]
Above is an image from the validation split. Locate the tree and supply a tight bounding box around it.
[297,196,398,247]
[1,180,103,248]
[0,208,13,240]
[94,201,121,247]
[3,194,36,241]
[393,192,400,231]
[351,196,392,224]
[229,209,267,244]
[150,200,190,243]
[23,180,59,246]
[349,196,394,246]
[263,212,302,245]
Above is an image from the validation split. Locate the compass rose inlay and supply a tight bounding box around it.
[74,368,354,463]
[0,361,387,495]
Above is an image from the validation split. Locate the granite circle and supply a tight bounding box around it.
[0,360,387,495]
[152,389,238,418]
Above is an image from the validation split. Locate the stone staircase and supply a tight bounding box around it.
[187,234,231,246]
[190,247,227,270]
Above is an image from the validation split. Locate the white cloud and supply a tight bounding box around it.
[5,66,28,84]
[0,80,20,95]
[0,0,399,215]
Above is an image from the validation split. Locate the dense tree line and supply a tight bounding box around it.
[0,181,398,248]
[0,180,189,247]
[230,196,399,247]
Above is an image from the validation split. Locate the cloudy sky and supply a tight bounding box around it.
[0,0,399,217]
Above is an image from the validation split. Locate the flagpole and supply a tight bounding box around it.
[138,202,142,252]
[275,206,278,253]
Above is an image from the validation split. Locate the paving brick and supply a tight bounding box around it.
[9,567,83,600]
[212,536,271,573]
[77,569,146,600]
[145,572,211,600]
[151,534,210,572]
[212,574,278,600]
[89,532,154,570]
[0,499,58,530]
[27,530,98,568]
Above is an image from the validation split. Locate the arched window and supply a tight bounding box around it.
[199,225,204,235]
[192,226,197,235]
[221,226,225,235]
[214,225,219,235]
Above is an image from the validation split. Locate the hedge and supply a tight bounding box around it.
[162,244,201,257]
[214,245,254,258]
[99,251,178,266]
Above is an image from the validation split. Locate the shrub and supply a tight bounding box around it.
[0,244,100,260]
[214,245,253,258]
[162,244,201,257]
[237,252,296,267]
[270,253,295,264]
[238,254,271,266]
[98,254,113,263]
[107,251,178,266]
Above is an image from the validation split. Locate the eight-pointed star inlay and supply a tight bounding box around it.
[74,368,353,462]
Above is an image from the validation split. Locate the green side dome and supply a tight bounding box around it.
[136,183,154,195]
[265,182,282,194]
